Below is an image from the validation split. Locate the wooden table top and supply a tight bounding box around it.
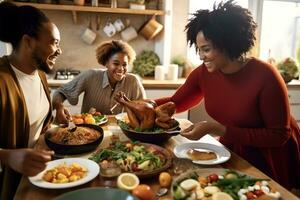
[14,116,299,200]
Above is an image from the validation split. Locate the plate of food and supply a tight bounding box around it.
[29,158,99,189]
[115,112,128,121]
[172,168,281,200]
[72,112,108,126]
[89,141,173,178]
[173,142,231,165]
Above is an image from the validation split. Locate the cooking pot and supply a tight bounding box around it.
[138,14,163,40]
[44,124,104,155]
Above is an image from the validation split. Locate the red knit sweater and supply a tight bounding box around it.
[156,58,300,189]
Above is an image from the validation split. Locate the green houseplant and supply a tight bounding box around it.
[276,57,299,83]
[132,50,160,77]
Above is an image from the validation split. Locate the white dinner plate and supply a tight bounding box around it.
[115,112,127,121]
[173,142,231,165]
[29,158,99,189]
[95,115,108,126]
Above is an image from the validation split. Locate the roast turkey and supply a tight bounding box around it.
[115,92,176,130]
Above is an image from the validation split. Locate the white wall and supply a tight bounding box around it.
[0,41,10,56]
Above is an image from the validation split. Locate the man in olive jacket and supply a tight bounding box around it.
[0,2,62,199]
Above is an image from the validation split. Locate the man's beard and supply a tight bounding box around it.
[32,51,53,74]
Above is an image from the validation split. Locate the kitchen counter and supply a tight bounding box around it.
[47,78,300,89]
[47,78,187,89]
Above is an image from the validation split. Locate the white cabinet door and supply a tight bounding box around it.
[288,88,300,126]
[145,89,188,119]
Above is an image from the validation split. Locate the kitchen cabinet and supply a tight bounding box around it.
[13,2,164,15]
[14,0,172,67]
[288,88,300,126]
[14,1,164,23]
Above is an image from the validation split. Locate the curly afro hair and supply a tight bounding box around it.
[185,0,257,60]
[96,40,136,66]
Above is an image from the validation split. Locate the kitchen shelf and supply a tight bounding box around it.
[13,2,165,15]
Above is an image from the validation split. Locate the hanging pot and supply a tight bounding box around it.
[138,14,163,40]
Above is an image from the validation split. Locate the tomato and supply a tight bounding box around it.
[132,184,154,200]
[208,173,219,183]
[94,111,101,116]
[159,172,172,187]
[246,191,256,199]
[253,189,264,197]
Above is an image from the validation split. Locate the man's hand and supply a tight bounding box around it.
[180,121,226,140]
[55,107,71,124]
[3,149,54,176]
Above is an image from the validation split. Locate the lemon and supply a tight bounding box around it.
[117,173,139,191]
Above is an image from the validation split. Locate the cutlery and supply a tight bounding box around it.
[68,120,77,132]
[110,103,119,114]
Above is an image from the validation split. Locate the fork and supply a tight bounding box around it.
[110,103,119,114]
[68,120,77,132]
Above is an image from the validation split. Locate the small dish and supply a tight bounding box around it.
[173,142,231,165]
[29,158,99,189]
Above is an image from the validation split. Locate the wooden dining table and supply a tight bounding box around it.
[14,116,300,200]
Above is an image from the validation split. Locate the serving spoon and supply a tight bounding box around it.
[155,187,168,199]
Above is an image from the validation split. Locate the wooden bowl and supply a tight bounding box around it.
[44,124,103,155]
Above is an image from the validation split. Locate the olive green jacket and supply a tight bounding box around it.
[0,56,53,200]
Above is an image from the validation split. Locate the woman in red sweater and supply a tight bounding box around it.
[156,0,300,189]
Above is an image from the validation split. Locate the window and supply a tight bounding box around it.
[259,0,300,64]
[187,0,300,66]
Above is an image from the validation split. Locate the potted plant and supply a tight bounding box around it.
[132,50,160,77]
[276,57,299,83]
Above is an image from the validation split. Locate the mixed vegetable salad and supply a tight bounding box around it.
[172,169,281,200]
[89,141,165,172]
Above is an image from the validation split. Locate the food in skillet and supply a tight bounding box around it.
[89,141,167,174]
[42,163,87,183]
[172,169,281,200]
[115,91,176,131]
[48,126,100,145]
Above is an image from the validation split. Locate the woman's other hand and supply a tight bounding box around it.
[55,106,71,124]
[2,149,54,176]
[181,121,226,140]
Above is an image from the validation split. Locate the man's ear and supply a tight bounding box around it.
[21,34,35,51]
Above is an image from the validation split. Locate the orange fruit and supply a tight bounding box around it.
[159,172,172,187]
[132,184,154,200]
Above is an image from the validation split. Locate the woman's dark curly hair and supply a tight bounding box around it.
[185,0,257,60]
[96,40,136,66]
